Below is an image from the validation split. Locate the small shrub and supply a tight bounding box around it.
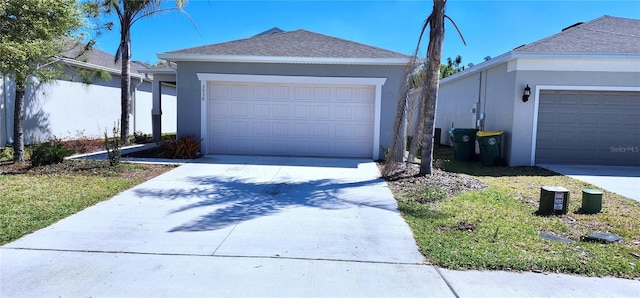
[159,135,202,159]
[31,140,72,167]
[0,146,13,162]
[132,130,151,144]
[104,123,122,166]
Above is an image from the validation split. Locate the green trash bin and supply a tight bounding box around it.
[476,131,503,166]
[449,128,478,162]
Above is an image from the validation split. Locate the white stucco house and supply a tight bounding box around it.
[0,44,177,147]
[151,28,411,159]
[436,15,640,166]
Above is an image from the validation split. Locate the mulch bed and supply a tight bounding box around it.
[379,161,487,200]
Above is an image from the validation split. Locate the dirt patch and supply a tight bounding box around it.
[380,161,487,202]
[440,221,477,232]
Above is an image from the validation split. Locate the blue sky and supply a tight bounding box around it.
[93,0,640,66]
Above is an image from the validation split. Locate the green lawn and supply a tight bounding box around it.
[396,147,640,278]
[0,160,174,245]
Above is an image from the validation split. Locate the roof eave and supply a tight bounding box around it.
[59,57,147,80]
[511,52,640,60]
[441,52,640,83]
[138,68,177,75]
[157,53,411,65]
[440,52,514,83]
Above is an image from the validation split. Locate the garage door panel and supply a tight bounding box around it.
[272,86,289,99]
[207,82,374,157]
[314,105,331,119]
[252,104,271,117]
[294,87,314,100]
[352,124,372,138]
[353,106,373,120]
[313,124,331,137]
[252,122,271,136]
[253,86,270,99]
[229,121,249,135]
[231,85,250,98]
[272,104,289,118]
[536,90,640,166]
[314,87,331,100]
[293,105,312,118]
[230,103,249,117]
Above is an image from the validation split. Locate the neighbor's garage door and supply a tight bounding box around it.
[536,90,640,166]
[207,82,374,157]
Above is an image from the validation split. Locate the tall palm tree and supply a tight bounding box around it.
[381,0,465,177]
[99,0,189,142]
[418,0,447,175]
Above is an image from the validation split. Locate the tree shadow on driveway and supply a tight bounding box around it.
[132,176,394,232]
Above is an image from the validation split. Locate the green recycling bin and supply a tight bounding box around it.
[449,128,478,162]
[476,131,503,166]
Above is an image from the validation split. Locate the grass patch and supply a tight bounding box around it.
[0,159,175,245]
[394,146,640,278]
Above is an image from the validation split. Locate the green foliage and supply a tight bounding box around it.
[0,0,85,82]
[0,147,13,162]
[0,0,87,162]
[0,161,174,245]
[30,140,72,167]
[77,68,112,84]
[396,146,640,278]
[103,123,122,166]
[440,55,464,79]
[405,184,447,204]
[92,0,192,143]
[132,130,151,144]
[159,135,202,159]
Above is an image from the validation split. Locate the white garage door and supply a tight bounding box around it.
[206,82,374,157]
[536,90,640,166]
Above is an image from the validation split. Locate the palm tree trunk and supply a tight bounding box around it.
[120,29,131,143]
[419,0,446,175]
[12,80,25,162]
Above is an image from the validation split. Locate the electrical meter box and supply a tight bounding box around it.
[539,186,569,215]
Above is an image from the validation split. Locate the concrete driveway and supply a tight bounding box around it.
[3,156,639,297]
[1,155,451,297]
[540,164,640,202]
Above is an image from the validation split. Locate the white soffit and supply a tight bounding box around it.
[196,73,387,86]
[508,55,640,72]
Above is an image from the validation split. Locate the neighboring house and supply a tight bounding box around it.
[436,15,640,166]
[0,43,177,148]
[152,27,410,159]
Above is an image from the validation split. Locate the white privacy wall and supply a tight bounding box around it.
[0,76,177,147]
[134,83,177,135]
[32,80,123,141]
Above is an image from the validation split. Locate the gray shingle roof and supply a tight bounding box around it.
[62,42,149,73]
[514,15,640,54]
[165,29,409,58]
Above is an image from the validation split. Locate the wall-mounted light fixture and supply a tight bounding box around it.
[522,84,531,102]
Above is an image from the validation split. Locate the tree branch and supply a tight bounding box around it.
[444,15,466,46]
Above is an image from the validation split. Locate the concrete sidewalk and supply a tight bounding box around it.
[540,164,640,202]
[2,156,639,297]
